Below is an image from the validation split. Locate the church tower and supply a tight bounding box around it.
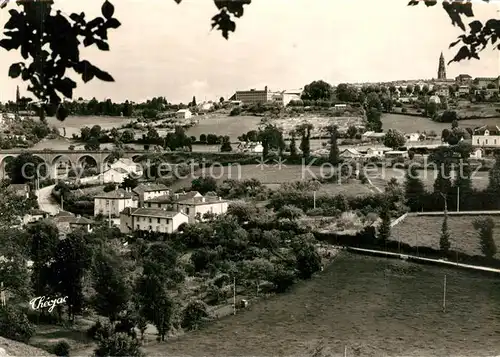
[438,52,446,80]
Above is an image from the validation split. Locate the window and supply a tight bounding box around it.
[136,224,140,230]
[486,139,489,145]
[148,203,152,208]
[157,218,161,223]
[106,200,110,205]
[149,225,152,231]
[185,207,190,214]
[477,139,480,144]
[149,218,152,223]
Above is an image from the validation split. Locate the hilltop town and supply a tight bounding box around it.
[0,48,500,357]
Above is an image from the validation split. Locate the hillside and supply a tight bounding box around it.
[0,337,53,357]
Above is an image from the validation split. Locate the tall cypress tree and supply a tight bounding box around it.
[439,211,451,254]
[404,166,425,211]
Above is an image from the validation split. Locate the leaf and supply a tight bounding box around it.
[94,68,114,82]
[0,38,20,51]
[21,69,30,81]
[95,40,110,51]
[449,38,461,48]
[407,0,418,5]
[449,45,471,64]
[83,36,94,47]
[8,63,22,78]
[55,78,77,98]
[173,0,182,3]
[105,18,121,29]
[211,10,236,40]
[101,0,115,20]
[82,64,95,82]
[469,20,482,33]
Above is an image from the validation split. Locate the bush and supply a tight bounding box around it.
[103,183,116,192]
[401,108,407,113]
[53,341,71,357]
[229,107,241,116]
[0,306,35,343]
[87,320,113,341]
[181,300,209,331]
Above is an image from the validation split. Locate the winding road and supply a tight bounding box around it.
[36,184,60,215]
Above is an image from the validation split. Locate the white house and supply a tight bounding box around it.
[282,89,302,107]
[144,191,202,209]
[119,207,188,234]
[405,133,421,142]
[362,131,385,141]
[472,125,500,147]
[333,104,347,110]
[198,102,214,112]
[94,188,138,218]
[339,148,362,159]
[100,167,129,184]
[22,209,48,225]
[364,148,388,158]
[132,183,170,204]
[470,148,483,159]
[457,85,470,95]
[110,158,142,177]
[176,109,192,119]
[435,86,450,97]
[175,195,229,224]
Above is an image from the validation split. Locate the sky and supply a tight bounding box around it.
[0,0,499,103]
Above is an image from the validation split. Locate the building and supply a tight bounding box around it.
[339,148,362,159]
[385,151,409,159]
[100,167,129,184]
[470,148,483,159]
[176,109,192,119]
[8,183,29,198]
[437,52,446,80]
[143,191,203,209]
[457,85,470,96]
[132,183,170,205]
[282,89,303,107]
[364,147,389,157]
[94,188,137,218]
[22,209,48,225]
[175,195,228,223]
[472,125,500,147]
[455,74,472,83]
[435,86,450,97]
[198,102,214,112]
[51,211,94,237]
[110,158,142,176]
[475,77,500,89]
[235,86,274,105]
[119,207,188,234]
[237,141,264,154]
[405,133,422,142]
[362,131,385,141]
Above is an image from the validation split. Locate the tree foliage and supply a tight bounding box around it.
[473,217,497,259]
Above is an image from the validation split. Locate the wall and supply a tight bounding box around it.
[94,197,137,217]
[177,201,228,223]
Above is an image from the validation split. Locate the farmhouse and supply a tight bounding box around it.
[472,125,500,147]
[363,147,389,157]
[470,148,483,159]
[51,211,94,237]
[109,158,142,176]
[455,74,472,83]
[339,148,362,159]
[99,167,129,184]
[362,131,385,141]
[119,207,188,234]
[94,188,138,218]
[22,209,48,225]
[176,109,192,119]
[133,183,170,204]
[385,150,408,159]
[457,85,470,95]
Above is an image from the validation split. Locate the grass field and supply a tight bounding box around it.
[186,115,262,141]
[391,214,500,258]
[382,113,500,134]
[144,253,500,357]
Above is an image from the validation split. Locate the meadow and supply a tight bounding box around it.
[186,115,262,141]
[145,253,500,357]
[391,214,500,258]
[382,113,500,134]
[46,115,134,138]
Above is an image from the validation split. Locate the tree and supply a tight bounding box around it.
[121,130,135,143]
[335,83,359,102]
[301,80,333,101]
[347,125,357,139]
[426,101,438,117]
[91,250,131,323]
[220,136,232,152]
[276,205,303,220]
[191,176,217,194]
[6,153,46,183]
[295,244,322,280]
[439,211,451,254]
[378,204,391,243]
[289,130,297,158]
[366,92,382,111]
[488,153,500,195]
[0,305,35,343]
[325,124,339,165]
[404,166,425,211]
[84,137,101,151]
[191,96,197,107]
[296,123,313,159]
[181,300,209,331]
[383,129,406,149]
[366,108,382,132]
[53,341,71,357]
[473,217,497,259]
[94,332,145,357]
[121,174,139,190]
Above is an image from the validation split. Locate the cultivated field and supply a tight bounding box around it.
[186,115,262,141]
[46,115,134,138]
[146,253,500,357]
[391,214,500,257]
[382,113,500,134]
[271,115,364,138]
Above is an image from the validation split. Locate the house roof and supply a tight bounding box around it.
[94,188,135,199]
[173,191,201,202]
[144,194,171,204]
[177,195,227,205]
[473,125,500,135]
[112,158,135,166]
[176,109,191,113]
[53,215,93,225]
[340,148,361,155]
[28,209,47,216]
[133,183,169,194]
[103,167,129,174]
[122,207,182,219]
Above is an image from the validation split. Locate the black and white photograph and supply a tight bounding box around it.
[0,0,499,356]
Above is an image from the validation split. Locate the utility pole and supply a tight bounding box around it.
[443,274,448,310]
[108,208,111,228]
[456,186,460,212]
[60,195,63,211]
[440,192,447,213]
[313,191,316,209]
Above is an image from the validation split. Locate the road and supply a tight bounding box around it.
[36,184,59,215]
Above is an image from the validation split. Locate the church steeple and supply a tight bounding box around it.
[438,52,446,80]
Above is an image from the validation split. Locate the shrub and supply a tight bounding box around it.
[53,341,71,357]
[473,217,497,259]
[181,301,209,331]
[0,306,35,343]
[103,183,116,192]
[94,332,144,357]
[229,107,241,116]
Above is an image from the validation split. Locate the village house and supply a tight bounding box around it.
[119,207,188,234]
[385,150,409,159]
[455,74,472,83]
[99,167,129,184]
[457,85,470,96]
[405,133,422,142]
[475,77,500,89]
[470,148,483,159]
[51,211,94,237]
[8,183,30,198]
[175,195,229,224]
[22,209,49,225]
[109,158,143,177]
[237,141,264,154]
[94,188,137,218]
[362,147,389,158]
[435,86,450,97]
[472,125,500,147]
[132,183,170,205]
[339,148,362,159]
[361,131,385,141]
[144,191,202,209]
[176,109,192,119]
